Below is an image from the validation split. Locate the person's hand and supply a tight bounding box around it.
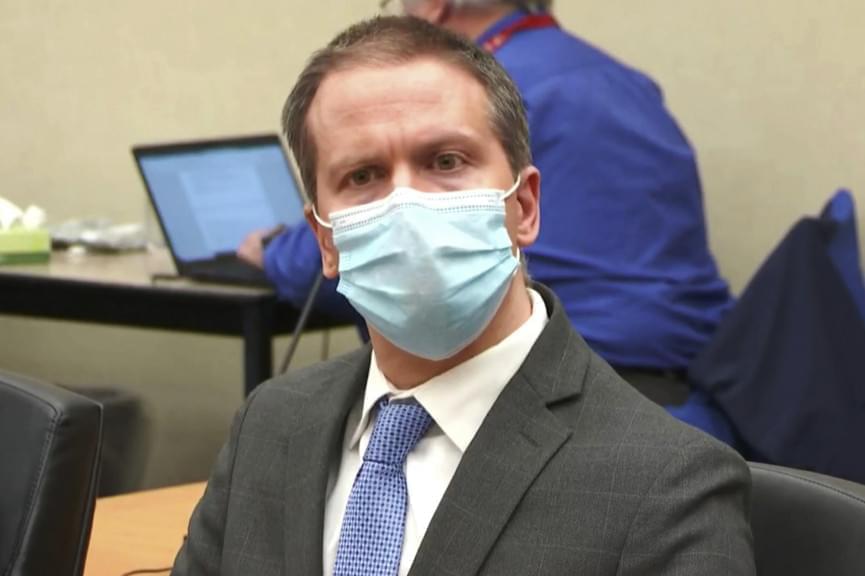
[237,225,285,269]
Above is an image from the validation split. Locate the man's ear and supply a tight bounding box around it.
[305,204,340,279]
[513,166,541,249]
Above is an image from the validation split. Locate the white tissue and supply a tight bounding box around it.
[21,205,47,229]
[0,196,46,231]
[0,197,23,230]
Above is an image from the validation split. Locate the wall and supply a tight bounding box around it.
[1,1,863,487]
[556,0,865,292]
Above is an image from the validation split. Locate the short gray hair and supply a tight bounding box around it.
[282,16,532,204]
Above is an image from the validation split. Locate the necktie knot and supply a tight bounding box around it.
[364,398,432,467]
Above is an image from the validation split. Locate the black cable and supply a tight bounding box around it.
[279,271,324,374]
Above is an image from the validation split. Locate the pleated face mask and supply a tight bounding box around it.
[314,177,521,360]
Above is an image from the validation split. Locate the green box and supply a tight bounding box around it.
[0,228,50,265]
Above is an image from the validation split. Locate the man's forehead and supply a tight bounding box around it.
[309,57,487,121]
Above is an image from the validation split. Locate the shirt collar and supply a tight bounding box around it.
[351,288,549,453]
[475,8,530,47]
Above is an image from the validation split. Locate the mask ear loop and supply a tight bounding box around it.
[311,205,333,229]
[502,174,523,268]
[502,173,522,201]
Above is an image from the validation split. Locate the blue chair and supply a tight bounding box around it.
[687,190,865,483]
[672,190,865,451]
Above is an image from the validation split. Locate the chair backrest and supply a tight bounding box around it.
[750,462,865,576]
[690,216,865,483]
[0,370,103,576]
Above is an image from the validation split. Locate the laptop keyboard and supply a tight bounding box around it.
[187,258,271,287]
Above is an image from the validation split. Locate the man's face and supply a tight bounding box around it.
[305,56,532,278]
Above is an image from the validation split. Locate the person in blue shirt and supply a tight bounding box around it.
[238,0,733,399]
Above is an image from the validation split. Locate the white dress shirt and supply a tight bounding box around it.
[323,289,548,576]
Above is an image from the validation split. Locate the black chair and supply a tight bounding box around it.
[750,462,865,576]
[0,370,103,576]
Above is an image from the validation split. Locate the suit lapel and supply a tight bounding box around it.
[282,348,370,576]
[410,285,590,576]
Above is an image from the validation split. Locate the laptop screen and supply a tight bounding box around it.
[134,135,305,263]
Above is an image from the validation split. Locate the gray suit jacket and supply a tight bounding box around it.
[172,284,755,575]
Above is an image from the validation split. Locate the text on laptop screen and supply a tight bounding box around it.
[139,143,304,262]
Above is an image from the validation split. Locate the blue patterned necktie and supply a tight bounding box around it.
[334,398,433,576]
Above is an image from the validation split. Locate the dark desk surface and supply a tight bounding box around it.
[0,249,346,394]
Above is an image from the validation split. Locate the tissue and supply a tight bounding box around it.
[0,196,24,230]
[0,196,50,265]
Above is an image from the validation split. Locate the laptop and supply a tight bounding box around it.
[133,134,306,286]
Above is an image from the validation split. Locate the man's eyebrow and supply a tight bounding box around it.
[321,127,485,181]
[324,154,380,183]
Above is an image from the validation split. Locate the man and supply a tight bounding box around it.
[176,17,753,576]
[239,0,733,404]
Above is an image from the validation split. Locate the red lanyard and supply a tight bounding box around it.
[481,13,559,53]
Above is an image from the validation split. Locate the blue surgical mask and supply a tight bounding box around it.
[314,177,521,360]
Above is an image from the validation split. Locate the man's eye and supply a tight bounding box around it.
[349,168,374,186]
[433,153,464,172]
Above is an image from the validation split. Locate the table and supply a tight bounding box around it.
[84,482,206,575]
[0,249,344,395]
